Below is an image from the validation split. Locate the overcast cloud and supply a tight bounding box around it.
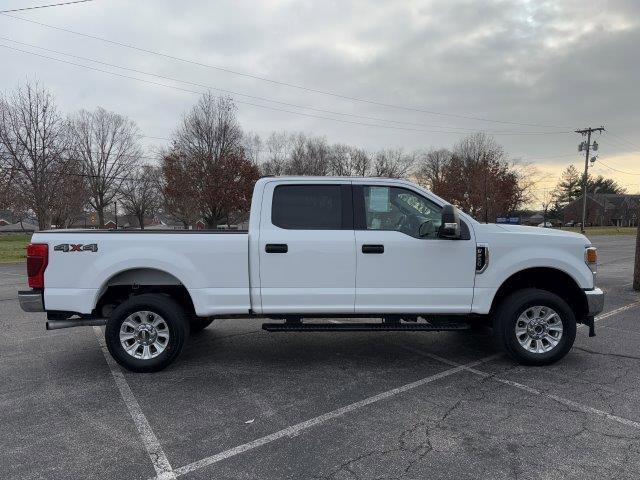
[1,0,639,192]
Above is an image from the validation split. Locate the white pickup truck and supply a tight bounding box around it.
[19,176,604,372]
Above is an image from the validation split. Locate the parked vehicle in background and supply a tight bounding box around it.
[564,221,575,227]
[19,177,604,372]
[537,222,554,228]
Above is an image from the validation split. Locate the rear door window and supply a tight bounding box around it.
[272,185,343,229]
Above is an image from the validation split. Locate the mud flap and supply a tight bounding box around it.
[585,316,596,337]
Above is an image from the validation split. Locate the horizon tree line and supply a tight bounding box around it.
[1,80,622,230]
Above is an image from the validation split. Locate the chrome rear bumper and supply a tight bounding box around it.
[18,290,44,312]
[585,288,605,317]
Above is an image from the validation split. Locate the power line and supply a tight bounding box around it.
[142,134,171,142]
[0,36,572,136]
[608,131,640,151]
[1,42,575,137]
[597,160,640,176]
[598,137,640,156]
[0,0,94,14]
[601,133,640,155]
[0,12,572,129]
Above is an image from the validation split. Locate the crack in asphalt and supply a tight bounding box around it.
[574,346,640,362]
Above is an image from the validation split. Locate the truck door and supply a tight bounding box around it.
[353,184,475,314]
[258,181,356,314]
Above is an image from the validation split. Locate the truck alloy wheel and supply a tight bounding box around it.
[515,306,563,354]
[495,288,576,366]
[105,294,189,372]
[119,310,171,360]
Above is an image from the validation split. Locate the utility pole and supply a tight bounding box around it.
[635,218,640,291]
[576,126,605,233]
[114,201,118,229]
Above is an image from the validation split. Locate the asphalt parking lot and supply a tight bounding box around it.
[2,235,640,480]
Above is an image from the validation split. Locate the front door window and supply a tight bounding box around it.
[363,186,442,238]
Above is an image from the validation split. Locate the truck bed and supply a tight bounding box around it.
[33,230,251,316]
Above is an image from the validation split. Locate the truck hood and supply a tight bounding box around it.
[473,223,590,244]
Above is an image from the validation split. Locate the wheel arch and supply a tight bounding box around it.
[93,267,196,317]
[489,267,588,322]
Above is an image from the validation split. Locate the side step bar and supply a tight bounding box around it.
[262,321,470,332]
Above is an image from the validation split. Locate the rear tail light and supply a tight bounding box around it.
[26,243,48,289]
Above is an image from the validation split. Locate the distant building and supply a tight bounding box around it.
[524,213,544,226]
[562,194,640,227]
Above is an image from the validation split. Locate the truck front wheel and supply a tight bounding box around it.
[105,294,190,372]
[494,288,576,366]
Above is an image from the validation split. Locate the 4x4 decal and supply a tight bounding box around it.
[54,243,98,252]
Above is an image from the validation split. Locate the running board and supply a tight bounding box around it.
[262,322,470,332]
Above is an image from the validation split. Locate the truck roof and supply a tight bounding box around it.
[257,176,414,183]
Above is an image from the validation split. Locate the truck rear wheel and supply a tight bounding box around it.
[105,294,190,372]
[494,288,576,366]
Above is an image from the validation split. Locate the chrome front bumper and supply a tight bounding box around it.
[18,290,45,312]
[585,288,605,317]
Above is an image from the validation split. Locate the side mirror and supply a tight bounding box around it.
[439,205,461,239]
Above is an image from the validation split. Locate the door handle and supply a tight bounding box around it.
[362,244,384,254]
[265,243,288,253]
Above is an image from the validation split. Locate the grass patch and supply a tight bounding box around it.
[0,233,32,263]
[560,226,637,236]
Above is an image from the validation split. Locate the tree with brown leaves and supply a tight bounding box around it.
[429,133,526,222]
[162,93,260,228]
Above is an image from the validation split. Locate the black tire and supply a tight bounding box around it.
[189,317,214,334]
[494,288,576,366]
[105,294,190,372]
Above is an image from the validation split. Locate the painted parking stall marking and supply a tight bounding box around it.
[93,327,176,480]
[164,353,501,479]
[404,348,640,433]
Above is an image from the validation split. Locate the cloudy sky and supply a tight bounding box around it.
[1,0,639,198]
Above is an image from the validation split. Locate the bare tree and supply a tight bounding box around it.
[50,159,90,228]
[69,107,141,228]
[415,148,451,189]
[349,147,371,176]
[243,132,262,165]
[262,131,291,175]
[0,81,69,229]
[0,161,17,209]
[372,148,415,178]
[175,92,243,160]
[328,144,371,176]
[168,93,258,228]
[119,165,161,229]
[262,132,371,177]
[286,133,331,175]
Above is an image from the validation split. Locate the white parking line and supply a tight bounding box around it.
[92,327,176,480]
[595,301,640,322]
[407,349,640,432]
[600,325,640,337]
[164,353,500,479]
